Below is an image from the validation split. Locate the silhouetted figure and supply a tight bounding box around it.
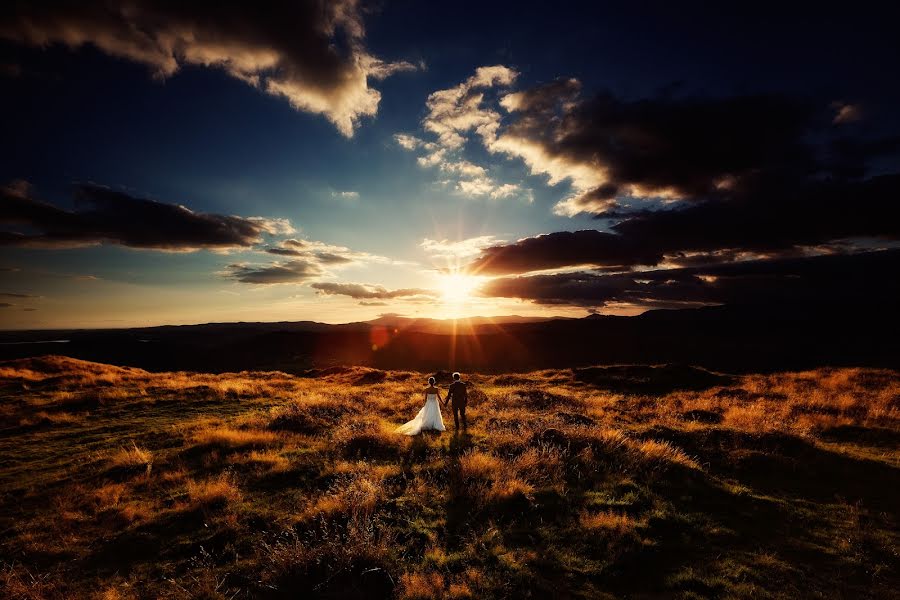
[444,371,468,431]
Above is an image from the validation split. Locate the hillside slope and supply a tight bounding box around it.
[0,357,898,598]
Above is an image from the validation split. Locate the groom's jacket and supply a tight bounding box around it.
[447,381,467,407]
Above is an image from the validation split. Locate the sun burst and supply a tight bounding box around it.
[438,272,482,303]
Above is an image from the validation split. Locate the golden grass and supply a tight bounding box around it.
[98,588,136,600]
[580,510,637,535]
[191,425,277,448]
[108,442,153,475]
[629,438,701,470]
[301,462,394,522]
[236,449,291,472]
[0,356,898,599]
[331,417,408,458]
[93,483,127,510]
[459,450,503,480]
[398,572,446,599]
[184,474,242,509]
[19,410,82,426]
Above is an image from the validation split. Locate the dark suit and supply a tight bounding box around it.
[446,380,468,429]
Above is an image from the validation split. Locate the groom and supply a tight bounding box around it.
[444,372,468,431]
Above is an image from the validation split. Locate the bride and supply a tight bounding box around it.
[396,377,446,435]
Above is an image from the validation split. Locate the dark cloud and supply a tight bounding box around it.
[314,252,353,265]
[494,83,824,215]
[265,244,354,263]
[0,182,291,250]
[610,174,900,257]
[266,248,353,265]
[464,172,900,276]
[225,260,323,284]
[266,247,304,257]
[470,82,900,294]
[479,249,900,310]
[311,282,438,300]
[0,1,419,135]
[0,302,12,308]
[467,230,661,275]
[262,238,384,272]
[235,239,389,286]
[484,76,900,220]
[0,292,38,298]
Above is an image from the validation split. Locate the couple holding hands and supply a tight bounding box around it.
[396,372,467,435]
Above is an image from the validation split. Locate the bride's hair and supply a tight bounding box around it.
[428,376,436,386]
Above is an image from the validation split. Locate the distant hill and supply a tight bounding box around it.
[1,302,897,373]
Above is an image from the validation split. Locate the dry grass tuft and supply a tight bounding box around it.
[399,571,446,599]
[185,474,242,509]
[580,510,637,536]
[0,563,64,600]
[268,394,357,433]
[237,449,291,472]
[260,517,398,597]
[459,450,503,480]
[98,588,137,600]
[93,482,128,510]
[302,462,390,522]
[332,418,407,459]
[191,425,277,449]
[628,439,700,470]
[108,442,153,475]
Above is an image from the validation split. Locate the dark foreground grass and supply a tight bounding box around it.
[0,356,897,599]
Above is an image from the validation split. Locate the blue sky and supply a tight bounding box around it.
[1,1,898,328]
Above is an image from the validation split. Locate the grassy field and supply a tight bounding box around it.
[0,356,897,599]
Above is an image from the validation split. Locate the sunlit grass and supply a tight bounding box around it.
[0,356,897,598]
[191,424,278,449]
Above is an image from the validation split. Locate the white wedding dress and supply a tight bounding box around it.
[396,393,446,435]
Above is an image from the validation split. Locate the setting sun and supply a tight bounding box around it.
[437,272,482,303]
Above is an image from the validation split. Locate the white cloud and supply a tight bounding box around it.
[453,177,531,202]
[440,160,486,178]
[422,65,518,149]
[394,133,424,150]
[395,65,533,203]
[417,148,447,167]
[421,235,505,260]
[456,178,496,197]
[490,183,528,200]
